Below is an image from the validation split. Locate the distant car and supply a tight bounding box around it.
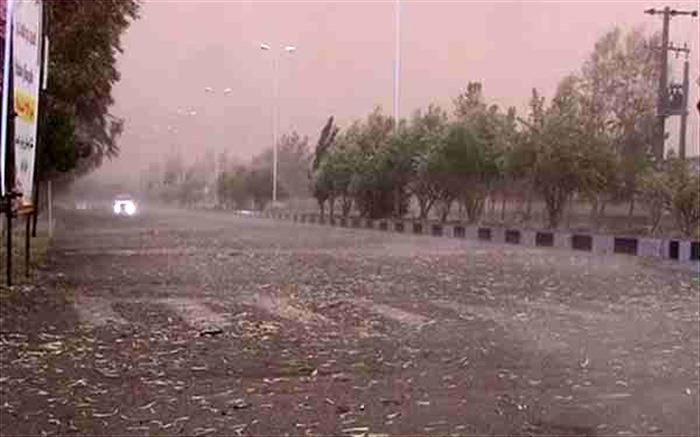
[75,201,89,210]
[113,195,138,216]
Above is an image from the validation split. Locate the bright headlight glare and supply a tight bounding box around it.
[113,203,120,214]
[125,202,136,216]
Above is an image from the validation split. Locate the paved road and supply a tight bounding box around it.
[1,208,699,436]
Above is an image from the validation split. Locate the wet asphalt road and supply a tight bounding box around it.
[1,207,698,436]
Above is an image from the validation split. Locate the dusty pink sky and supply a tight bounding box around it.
[95,0,700,185]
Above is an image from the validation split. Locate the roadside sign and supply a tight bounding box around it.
[11,0,41,207]
[0,0,12,196]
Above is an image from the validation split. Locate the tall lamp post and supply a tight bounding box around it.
[394,0,401,131]
[202,86,233,206]
[260,43,296,205]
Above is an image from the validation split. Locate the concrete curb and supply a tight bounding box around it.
[243,211,700,264]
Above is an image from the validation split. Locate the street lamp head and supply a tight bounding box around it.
[223,87,232,95]
[284,45,296,53]
[644,8,656,15]
[260,43,270,51]
[204,86,214,93]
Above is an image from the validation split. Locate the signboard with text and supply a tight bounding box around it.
[0,0,11,196]
[12,0,41,207]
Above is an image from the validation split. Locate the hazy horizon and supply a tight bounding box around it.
[91,0,699,188]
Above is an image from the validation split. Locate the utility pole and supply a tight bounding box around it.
[644,7,697,162]
[679,56,689,159]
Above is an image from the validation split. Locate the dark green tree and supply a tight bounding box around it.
[39,0,140,180]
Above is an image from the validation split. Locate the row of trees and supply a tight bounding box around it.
[145,132,311,210]
[308,28,699,236]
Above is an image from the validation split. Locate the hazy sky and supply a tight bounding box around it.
[95,0,700,185]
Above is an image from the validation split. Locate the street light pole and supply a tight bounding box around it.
[202,86,234,207]
[272,54,279,205]
[261,43,295,205]
[394,0,401,131]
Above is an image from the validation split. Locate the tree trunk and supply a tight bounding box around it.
[438,198,452,223]
[628,196,635,218]
[649,202,663,235]
[544,188,566,229]
[341,196,352,218]
[595,199,608,229]
[525,188,533,222]
[565,195,574,228]
[329,198,335,221]
[465,194,485,224]
[319,200,325,220]
[393,188,401,218]
[418,196,432,220]
[500,194,507,222]
[589,197,599,221]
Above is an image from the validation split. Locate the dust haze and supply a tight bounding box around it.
[88,0,699,191]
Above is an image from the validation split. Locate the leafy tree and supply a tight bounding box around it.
[454,82,519,222]
[578,27,659,217]
[639,156,700,237]
[178,165,207,207]
[310,117,339,218]
[670,162,700,238]
[40,0,140,180]
[343,109,396,219]
[162,150,185,187]
[531,76,587,228]
[316,139,357,218]
[638,163,673,234]
[217,166,249,209]
[277,132,311,199]
[402,105,450,220]
[244,167,284,211]
[437,122,499,223]
[509,89,546,222]
[248,147,289,210]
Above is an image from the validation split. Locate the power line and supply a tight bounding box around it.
[644,6,698,161]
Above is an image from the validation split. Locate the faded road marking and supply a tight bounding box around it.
[161,298,229,329]
[245,294,329,325]
[353,299,430,328]
[432,299,569,351]
[75,296,128,327]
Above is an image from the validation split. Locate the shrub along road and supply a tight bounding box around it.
[1,208,698,436]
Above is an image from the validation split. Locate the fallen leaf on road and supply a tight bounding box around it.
[92,408,118,418]
[229,398,250,409]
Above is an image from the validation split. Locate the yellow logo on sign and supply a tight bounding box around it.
[14,90,37,123]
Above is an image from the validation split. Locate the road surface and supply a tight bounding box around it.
[1,208,698,436]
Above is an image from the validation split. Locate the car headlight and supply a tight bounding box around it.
[125,202,137,216]
[113,203,121,214]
